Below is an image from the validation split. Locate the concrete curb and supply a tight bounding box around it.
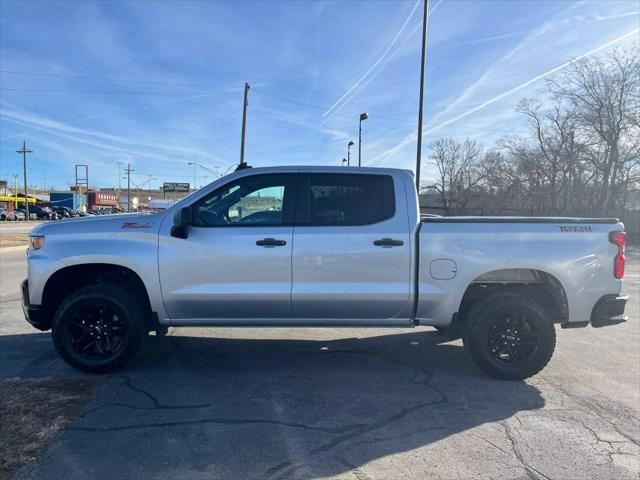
[0,245,28,253]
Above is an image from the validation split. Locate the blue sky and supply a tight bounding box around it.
[0,0,638,190]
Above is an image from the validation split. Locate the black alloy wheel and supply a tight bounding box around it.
[68,304,126,359]
[52,284,146,373]
[488,315,541,364]
[463,292,556,380]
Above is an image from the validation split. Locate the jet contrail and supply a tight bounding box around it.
[321,0,422,119]
[314,0,443,135]
[325,0,445,120]
[370,27,639,164]
[427,28,639,134]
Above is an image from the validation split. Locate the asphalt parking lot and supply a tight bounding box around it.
[0,245,638,480]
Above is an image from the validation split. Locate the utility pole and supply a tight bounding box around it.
[125,164,134,212]
[239,82,250,168]
[16,141,33,221]
[415,0,430,192]
[13,174,19,209]
[75,165,88,212]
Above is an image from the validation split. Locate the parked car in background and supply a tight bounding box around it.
[30,205,56,220]
[0,207,16,221]
[15,208,37,220]
[13,210,26,221]
[45,207,59,220]
[51,206,72,218]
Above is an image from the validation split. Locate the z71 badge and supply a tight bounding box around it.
[558,225,592,232]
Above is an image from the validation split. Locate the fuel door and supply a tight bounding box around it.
[430,258,457,280]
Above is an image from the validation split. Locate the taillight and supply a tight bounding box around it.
[609,231,626,279]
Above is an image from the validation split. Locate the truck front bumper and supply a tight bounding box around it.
[21,279,50,331]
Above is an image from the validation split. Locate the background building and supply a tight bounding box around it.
[49,192,87,210]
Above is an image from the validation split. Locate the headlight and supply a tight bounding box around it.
[29,235,45,250]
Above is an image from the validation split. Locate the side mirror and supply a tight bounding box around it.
[171,206,192,239]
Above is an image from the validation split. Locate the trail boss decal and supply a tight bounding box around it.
[558,225,592,232]
[121,222,153,229]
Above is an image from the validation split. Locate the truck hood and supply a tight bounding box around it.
[31,212,166,236]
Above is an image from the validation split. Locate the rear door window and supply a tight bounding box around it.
[297,173,395,226]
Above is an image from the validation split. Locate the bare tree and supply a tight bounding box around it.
[502,99,580,214]
[429,138,484,214]
[547,47,640,214]
[422,46,639,223]
[480,149,524,214]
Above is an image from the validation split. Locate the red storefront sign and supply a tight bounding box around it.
[88,191,118,209]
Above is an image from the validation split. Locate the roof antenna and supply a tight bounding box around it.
[237,81,252,171]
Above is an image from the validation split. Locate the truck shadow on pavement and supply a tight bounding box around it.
[3,330,545,480]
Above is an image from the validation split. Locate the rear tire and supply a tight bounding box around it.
[463,293,556,380]
[52,284,146,373]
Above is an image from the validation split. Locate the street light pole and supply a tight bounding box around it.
[342,158,348,167]
[415,0,430,192]
[347,140,355,166]
[358,113,368,167]
[239,82,250,168]
[188,161,197,190]
[117,161,123,193]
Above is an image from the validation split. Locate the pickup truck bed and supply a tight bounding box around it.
[417,216,625,329]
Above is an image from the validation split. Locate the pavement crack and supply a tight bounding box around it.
[69,416,348,434]
[0,297,20,303]
[264,344,450,479]
[307,401,447,455]
[502,421,550,480]
[117,375,212,410]
[541,380,640,447]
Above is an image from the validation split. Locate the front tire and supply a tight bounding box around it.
[463,293,556,380]
[52,284,146,373]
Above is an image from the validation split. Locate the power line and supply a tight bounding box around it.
[0,70,237,89]
[0,92,215,141]
[253,89,517,135]
[253,90,416,124]
[0,88,240,95]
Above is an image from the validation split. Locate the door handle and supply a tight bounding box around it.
[256,238,287,247]
[373,238,404,247]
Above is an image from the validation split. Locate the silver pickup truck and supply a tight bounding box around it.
[22,166,628,379]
